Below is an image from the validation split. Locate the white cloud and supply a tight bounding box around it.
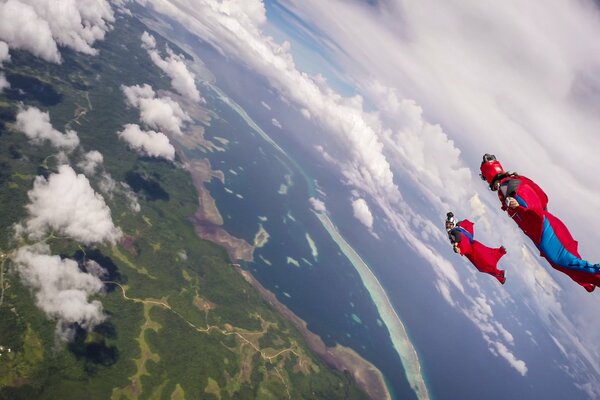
[122,183,141,213]
[16,106,80,151]
[0,0,114,63]
[0,0,60,63]
[141,31,201,102]
[20,0,114,55]
[271,118,282,129]
[352,198,373,229]
[14,243,106,341]
[494,341,528,376]
[309,197,326,212]
[261,101,271,110]
[122,83,155,106]
[98,172,117,197]
[0,40,8,93]
[84,259,108,280]
[22,165,122,245]
[99,173,141,213]
[121,84,191,135]
[141,30,156,49]
[78,150,104,175]
[469,194,486,220]
[118,123,175,160]
[0,73,8,92]
[0,40,10,64]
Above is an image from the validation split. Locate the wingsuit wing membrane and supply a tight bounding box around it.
[449,219,506,285]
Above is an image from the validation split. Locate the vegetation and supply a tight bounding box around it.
[0,12,367,400]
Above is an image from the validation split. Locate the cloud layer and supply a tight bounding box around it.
[22,165,122,245]
[0,0,114,63]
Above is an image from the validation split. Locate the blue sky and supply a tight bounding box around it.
[262,0,358,98]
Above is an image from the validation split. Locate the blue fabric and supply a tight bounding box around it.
[456,227,474,244]
[514,194,528,208]
[538,217,600,274]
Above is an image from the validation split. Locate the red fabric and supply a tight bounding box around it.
[458,219,474,236]
[518,176,548,210]
[496,175,598,292]
[455,220,506,284]
[497,176,545,243]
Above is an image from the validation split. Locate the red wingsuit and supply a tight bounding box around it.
[449,220,506,285]
[495,174,600,292]
[481,157,600,292]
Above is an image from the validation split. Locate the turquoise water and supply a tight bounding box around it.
[187,85,415,399]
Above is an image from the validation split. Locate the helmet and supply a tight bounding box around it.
[480,154,505,186]
[445,212,456,231]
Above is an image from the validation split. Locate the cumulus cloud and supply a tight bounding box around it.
[123,185,141,212]
[118,123,175,160]
[141,31,201,102]
[84,259,108,280]
[15,106,80,151]
[0,40,8,93]
[469,194,486,220]
[22,165,122,245]
[78,150,104,175]
[0,41,10,64]
[309,197,326,212]
[0,0,60,63]
[271,118,282,129]
[99,173,141,213]
[495,341,528,376]
[0,0,114,63]
[22,0,114,54]
[14,243,106,341]
[140,31,156,49]
[121,84,191,135]
[0,74,8,93]
[122,83,155,106]
[352,198,373,229]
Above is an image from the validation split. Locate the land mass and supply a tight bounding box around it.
[236,266,391,400]
[0,11,370,400]
[178,138,389,398]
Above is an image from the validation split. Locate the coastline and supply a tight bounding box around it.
[181,150,390,399]
[235,265,391,400]
[165,94,392,399]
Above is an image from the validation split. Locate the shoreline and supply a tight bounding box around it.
[235,265,391,400]
[166,99,391,399]
[180,149,390,399]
